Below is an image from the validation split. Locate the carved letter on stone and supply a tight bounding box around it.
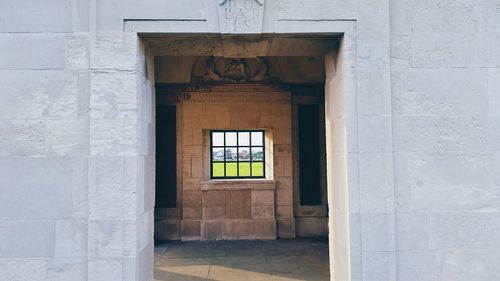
[218,0,265,34]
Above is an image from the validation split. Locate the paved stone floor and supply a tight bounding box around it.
[154,238,330,281]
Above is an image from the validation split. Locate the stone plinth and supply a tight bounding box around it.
[198,181,276,240]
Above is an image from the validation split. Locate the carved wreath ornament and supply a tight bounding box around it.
[205,57,269,83]
[219,0,264,6]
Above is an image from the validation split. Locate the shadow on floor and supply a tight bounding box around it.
[154,238,330,281]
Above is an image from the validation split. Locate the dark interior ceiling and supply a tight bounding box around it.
[140,33,341,57]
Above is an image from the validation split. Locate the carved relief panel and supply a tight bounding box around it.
[218,0,265,34]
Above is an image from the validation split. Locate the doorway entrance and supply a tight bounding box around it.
[135,32,354,281]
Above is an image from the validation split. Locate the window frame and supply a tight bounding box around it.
[210,130,266,179]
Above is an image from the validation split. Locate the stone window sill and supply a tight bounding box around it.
[200,179,276,191]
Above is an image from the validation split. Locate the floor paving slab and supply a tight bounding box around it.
[154,238,329,281]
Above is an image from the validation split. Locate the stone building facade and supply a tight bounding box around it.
[1,1,500,281]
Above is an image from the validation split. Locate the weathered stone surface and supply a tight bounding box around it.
[0,70,83,119]
[96,0,205,30]
[488,68,500,116]
[275,206,293,218]
[88,259,123,281]
[222,220,254,240]
[357,32,390,69]
[88,157,131,219]
[404,0,477,33]
[392,68,489,116]
[253,219,276,240]
[428,213,500,250]
[182,145,203,158]
[123,219,139,256]
[181,220,201,241]
[55,220,88,258]
[183,178,201,190]
[90,32,138,70]
[203,207,225,220]
[395,213,428,251]
[295,217,328,237]
[350,247,363,281]
[471,32,500,67]
[0,220,55,258]
[89,117,138,155]
[276,218,295,238]
[88,220,125,257]
[226,190,251,219]
[275,189,292,206]
[183,191,202,207]
[396,250,437,281]
[90,70,138,119]
[154,220,180,241]
[183,207,202,220]
[362,251,396,281]
[393,116,500,152]
[356,66,391,116]
[191,157,203,177]
[201,221,222,240]
[359,152,394,214]
[48,119,89,156]
[358,116,392,153]
[251,206,274,219]
[361,214,395,252]
[394,152,500,212]
[47,259,88,281]
[0,34,66,69]
[411,32,475,67]
[71,157,90,219]
[275,176,292,190]
[0,120,48,156]
[251,190,274,206]
[390,35,411,66]
[66,33,90,69]
[0,157,74,219]
[202,191,226,206]
[436,249,500,281]
[0,260,48,281]
[0,0,73,32]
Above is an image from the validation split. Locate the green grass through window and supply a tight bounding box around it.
[212,162,264,177]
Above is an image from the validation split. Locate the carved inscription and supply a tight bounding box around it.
[218,0,265,33]
[182,92,289,104]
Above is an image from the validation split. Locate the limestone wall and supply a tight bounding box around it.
[0,22,91,281]
[0,1,499,281]
[390,1,500,280]
[0,19,156,281]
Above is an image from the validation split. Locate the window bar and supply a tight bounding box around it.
[210,132,213,178]
[249,131,252,177]
[262,130,265,178]
[236,131,239,177]
[223,131,226,178]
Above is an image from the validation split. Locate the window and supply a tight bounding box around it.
[211,130,265,179]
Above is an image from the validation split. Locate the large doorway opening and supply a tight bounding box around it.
[145,34,344,281]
